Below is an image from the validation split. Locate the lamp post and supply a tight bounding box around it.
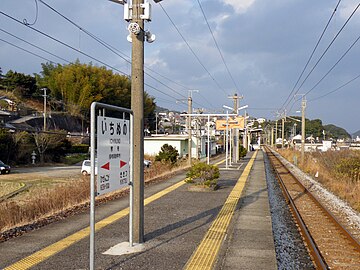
[41,88,47,131]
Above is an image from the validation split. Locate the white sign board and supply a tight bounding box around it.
[97,116,130,196]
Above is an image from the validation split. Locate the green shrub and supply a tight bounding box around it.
[155,144,179,164]
[186,162,220,187]
[239,145,247,158]
[335,157,360,181]
[71,144,89,153]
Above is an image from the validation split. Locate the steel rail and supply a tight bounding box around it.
[264,146,360,269]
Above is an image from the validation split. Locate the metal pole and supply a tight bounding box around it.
[275,120,278,148]
[129,113,134,247]
[282,117,285,148]
[243,110,247,151]
[229,127,232,166]
[207,115,210,165]
[43,88,47,131]
[271,125,274,147]
[155,113,158,135]
[131,0,144,244]
[225,110,229,169]
[301,97,306,164]
[188,96,192,166]
[89,103,96,270]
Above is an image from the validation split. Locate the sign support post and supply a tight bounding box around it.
[90,102,133,270]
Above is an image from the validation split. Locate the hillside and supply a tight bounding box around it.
[323,124,351,139]
[352,130,360,138]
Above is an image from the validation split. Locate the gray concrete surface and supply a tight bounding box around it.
[216,150,277,270]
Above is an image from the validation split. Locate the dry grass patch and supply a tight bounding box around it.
[279,149,360,212]
[0,182,24,197]
[0,177,90,232]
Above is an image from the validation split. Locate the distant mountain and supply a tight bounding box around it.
[352,130,360,138]
[323,124,351,139]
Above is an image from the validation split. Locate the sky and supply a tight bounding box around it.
[0,0,359,133]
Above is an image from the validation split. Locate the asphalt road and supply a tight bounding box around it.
[1,164,82,181]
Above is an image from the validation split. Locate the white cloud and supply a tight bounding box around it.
[339,1,360,24]
[222,0,256,14]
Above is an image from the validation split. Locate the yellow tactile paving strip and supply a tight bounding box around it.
[184,151,257,270]
[4,158,226,270]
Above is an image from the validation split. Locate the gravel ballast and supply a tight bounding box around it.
[264,151,315,269]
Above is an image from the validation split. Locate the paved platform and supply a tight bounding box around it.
[215,150,277,269]
[1,151,277,270]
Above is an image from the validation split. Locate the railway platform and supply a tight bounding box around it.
[1,150,278,270]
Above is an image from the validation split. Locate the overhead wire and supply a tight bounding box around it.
[0,37,54,63]
[37,0,189,101]
[309,72,360,102]
[0,12,186,104]
[304,33,360,96]
[159,3,229,96]
[23,0,39,26]
[196,0,240,93]
[1,2,211,110]
[290,3,360,101]
[37,0,219,111]
[0,27,70,64]
[0,10,128,75]
[280,0,342,111]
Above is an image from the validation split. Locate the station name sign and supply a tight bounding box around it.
[97,116,130,195]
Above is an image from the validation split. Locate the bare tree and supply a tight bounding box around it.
[33,131,66,164]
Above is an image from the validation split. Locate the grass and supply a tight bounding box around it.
[0,182,24,197]
[0,177,90,232]
[279,149,360,212]
[0,157,189,233]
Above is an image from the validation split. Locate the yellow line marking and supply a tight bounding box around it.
[4,179,187,270]
[184,151,258,270]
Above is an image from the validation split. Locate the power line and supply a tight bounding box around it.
[197,0,240,92]
[0,10,129,76]
[304,33,360,96]
[0,37,55,63]
[0,27,70,64]
[292,3,360,99]
[37,0,216,108]
[309,72,360,102]
[159,3,229,96]
[0,5,211,110]
[280,0,342,111]
[37,0,192,101]
[0,11,188,105]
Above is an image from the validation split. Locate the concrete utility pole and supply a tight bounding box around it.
[243,110,248,151]
[271,124,274,147]
[228,93,243,162]
[275,119,278,148]
[42,88,47,131]
[187,90,198,166]
[281,116,285,148]
[301,96,307,164]
[131,0,145,244]
[188,96,192,167]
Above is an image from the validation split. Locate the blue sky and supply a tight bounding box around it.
[1,0,359,133]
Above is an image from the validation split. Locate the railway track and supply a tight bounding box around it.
[264,146,360,269]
